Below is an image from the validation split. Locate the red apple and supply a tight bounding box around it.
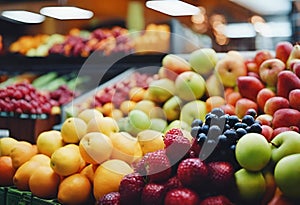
[275,41,294,64]
[247,71,260,79]
[261,125,274,142]
[219,104,235,115]
[277,70,300,99]
[264,96,290,115]
[254,50,273,67]
[245,58,259,73]
[235,98,258,119]
[256,114,273,126]
[272,108,300,129]
[257,88,276,112]
[289,89,300,111]
[237,76,265,102]
[292,61,300,78]
[272,126,300,139]
[259,58,286,87]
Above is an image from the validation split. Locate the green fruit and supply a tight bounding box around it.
[235,133,271,171]
[189,48,218,75]
[128,110,151,131]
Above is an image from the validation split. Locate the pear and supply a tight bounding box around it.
[286,44,300,69]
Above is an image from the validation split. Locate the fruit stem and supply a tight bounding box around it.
[270,142,279,148]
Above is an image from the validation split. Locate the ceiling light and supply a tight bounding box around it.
[146,0,200,16]
[40,6,93,20]
[224,23,256,38]
[1,10,45,24]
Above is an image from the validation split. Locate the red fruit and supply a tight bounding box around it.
[200,195,233,205]
[254,50,273,67]
[119,172,145,205]
[207,161,234,189]
[275,41,293,63]
[177,158,209,189]
[289,89,300,111]
[272,126,300,138]
[277,70,300,99]
[164,188,199,205]
[141,183,166,205]
[264,96,290,115]
[164,128,191,164]
[164,176,183,192]
[272,108,300,129]
[237,76,265,102]
[261,125,274,142]
[96,192,120,205]
[188,139,201,158]
[134,149,172,183]
[256,88,276,112]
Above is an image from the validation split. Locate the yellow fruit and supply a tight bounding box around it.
[0,137,18,156]
[10,141,37,169]
[129,87,146,102]
[110,132,142,164]
[50,145,83,176]
[13,160,40,190]
[108,109,124,121]
[61,117,87,144]
[119,100,136,115]
[36,130,64,157]
[99,102,115,116]
[77,108,104,124]
[137,130,165,155]
[79,132,113,164]
[93,159,133,200]
[30,154,51,166]
[58,173,92,205]
[80,164,98,183]
[86,117,119,136]
[29,165,61,199]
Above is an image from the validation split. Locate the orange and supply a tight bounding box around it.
[29,165,61,199]
[99,102,115,116]
[93,159,133,200]
[57,173,92,205]
[0,137,18,156]
[30,154,51,166]
[80,164,98,183]
[119,100,136,115]
[61,117,87,144]
[10,141,37,169]
[0,156,16,186]
[13,160,40,191]
[129,87,146,102]
[226,91,242,106]
[206,96,226,113]
[77,108,103,124]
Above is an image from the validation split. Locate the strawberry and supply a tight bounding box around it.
[141,183,166,205]
[164,128,191,164]
[134,149,172,182]
[96,192,120,205]
[119,172,145,205]
[164,188,200,205]
[199,195,234,205]
[177,158,209,189]
[164,175,183,192]
[207,161,234,189]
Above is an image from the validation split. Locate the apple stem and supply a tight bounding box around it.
[270,142,279,148]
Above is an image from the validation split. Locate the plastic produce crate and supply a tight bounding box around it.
[0,112,60,143]
[0,187,7,205]
[6,187,32,205]
[31,197,61,205]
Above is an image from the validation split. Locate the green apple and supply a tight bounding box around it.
[175,71,206,101]
[134,100,156,116]
[271,131,300,163]
[165,120,191,133]
[274,153,300,199]
[147,78,175,103]
[189,48,218,75]
[122,110,152,136]
[235,133,271,171]
[235,168,266,202]
[149,118,167,133]
[163,96,182,121]
[180,100,206,126]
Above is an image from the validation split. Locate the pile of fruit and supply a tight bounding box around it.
[2,40,300,204]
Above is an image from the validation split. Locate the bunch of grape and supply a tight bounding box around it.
[190,108,262,169]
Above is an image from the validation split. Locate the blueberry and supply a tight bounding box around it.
[228,115,240,128]
[191,126,201,138]
[248,123,262,133]
[246,108,257,118]
[207,125,222,140]
[197,133,207,145]
[191,119,203,127]
[234,122,248,130]
[202,124,210,135]
[242,115,255,126]
[224,129,238,143]
[236,128,247,138]
[210,108,225,117]
[205,113,218,126]
[218,134,229,148]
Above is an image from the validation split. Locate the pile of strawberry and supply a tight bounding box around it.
[96,128,237,205]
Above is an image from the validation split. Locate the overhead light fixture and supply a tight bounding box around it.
[40,6,93,20]
[146,0,200,16]
[1,10,45,24]
[224,23,256,38]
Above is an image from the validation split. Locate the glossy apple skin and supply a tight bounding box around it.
[272,126,300,139]
[291,61,300,78]
[237,76,265,102]
[256,88,276,113]
[275,41,294,64]
[259,58,286,87]
[289,89,300,111]
[254,50,273,67]
[256,114,273,126]
[272,108,300,129]
[277,70,300,99]
[261,125,274,142]
[264,96,290,115]
[245,59,259,73]
[235,98,258,119]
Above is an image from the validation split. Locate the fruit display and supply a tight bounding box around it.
[2,40,300,205]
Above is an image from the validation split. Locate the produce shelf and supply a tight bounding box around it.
[6,187,32,205]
